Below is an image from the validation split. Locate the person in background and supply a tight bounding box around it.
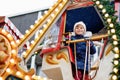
[70,21,96,80]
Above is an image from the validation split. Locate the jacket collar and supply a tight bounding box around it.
[75,34,84,38]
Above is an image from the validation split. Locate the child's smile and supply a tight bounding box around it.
[75,25,85,35]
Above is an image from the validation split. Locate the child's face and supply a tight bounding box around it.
[75,24,85,35]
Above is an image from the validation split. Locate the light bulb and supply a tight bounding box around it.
[10,59,15,64]
[51,14,55,17]
[98,4,103,9]
[39,16,43,19]
[102,9,106,13]
[109,23,114,28]
[43,24,47,28]
[22,51,26,56]
[111,29,115,33]
[104,13,109,18]
[11,41,16,48]
[31,40,34,44]
[55,8,59,12]
[39,30,43,33]
[2,29,7,35]
[114,54,119,58]
[113,68,118,73]
[25,30,29,34]
[35,20,38,24]
[59,3,63,7]
[11,49,17,55]
[16,71,23,77]
[30,25,34,29]
[16,40,20,43]
[6,68,11,73]
[114,60,118,65]
[44,11,48,14]
[112,35,117,40]
[114,47,119,54]
[112,75,117,80]
[113,41,118,45]
[25,75,31,80]
[107,18,111,23]
[96,1,100,5]
[47,19,51,23]
[7,34,13,40]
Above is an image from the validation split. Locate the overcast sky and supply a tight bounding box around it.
[0,0,57,17]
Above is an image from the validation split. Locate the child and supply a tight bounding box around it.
[70,21,96,80]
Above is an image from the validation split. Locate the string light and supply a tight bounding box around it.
[102,9,106,13]
[31,40,35,44]
[35,20,38,24]
[55,8,59,12]
[112,35,117,40]
[22,51,27,57]
[39,15,44,20]
[11,41,16,48]
[47,19,51,23]
[113,41,118,45]
[32,75,42,80]
[59,3,63,7]
[44,11,48,14]
[16,40,20,44]
[30,25,34,29]
[35,51,38,54]
[16,71,23,78]
[104,13,109,18]
[109,23,114,28]
[2,29,7,35]
[6,68,11,73]
[7,34,13,40]
[114,54,119,58]
[96,1,100,5]
[114,60,119,65]
[107,18,111,23]
[16,71,21,76]
[112,75,117,80]
[39,30,43,33]
[10,59,15,64]
[25,30,29,34]
[43,24,47,28]
[51,13,55,17]
[113,68,118,73]
[11,49,17,55]
[113,47,119,54]
[11,41,15,45]
[24,75,31,80]
[111,29,115,33]
[98,4,103,9]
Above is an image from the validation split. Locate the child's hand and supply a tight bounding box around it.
[86,41,92,46]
